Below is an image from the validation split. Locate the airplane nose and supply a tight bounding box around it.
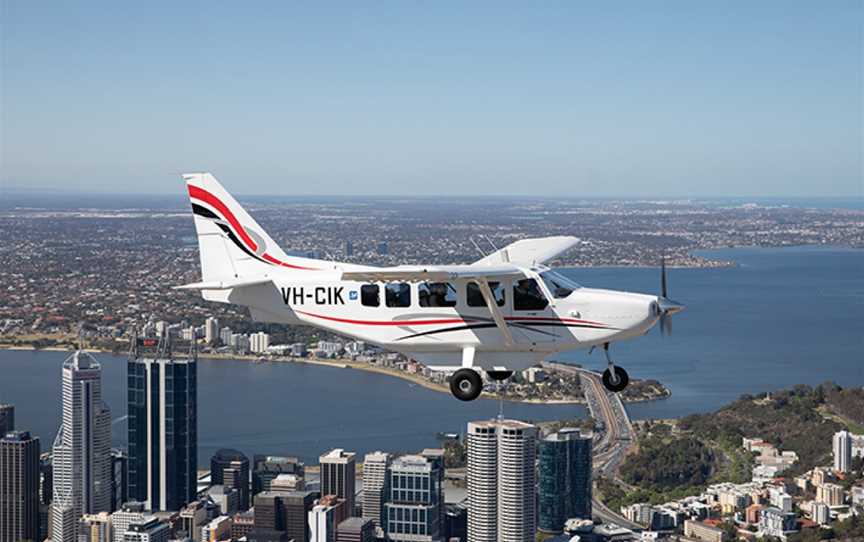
[657,296,685,316]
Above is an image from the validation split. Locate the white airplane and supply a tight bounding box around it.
[178,173,684,401]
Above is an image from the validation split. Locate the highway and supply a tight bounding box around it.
[543,361,643,530]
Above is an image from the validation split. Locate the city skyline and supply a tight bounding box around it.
[3,2,862,198]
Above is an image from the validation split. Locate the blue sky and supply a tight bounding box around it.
[1,1,861,197]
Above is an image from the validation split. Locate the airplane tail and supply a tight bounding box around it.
[184,173,324,283]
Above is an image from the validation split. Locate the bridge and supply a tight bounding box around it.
[543,361,643,530]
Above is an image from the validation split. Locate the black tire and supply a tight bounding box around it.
[450,369,483,401]
[602,366,629,393]
[486,370,513,382]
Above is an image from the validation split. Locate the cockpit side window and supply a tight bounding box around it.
[513,279,549,310]
[539,270,581,299]
[418,282,458,307]
[466,282,505,307]
[385,283,411,307]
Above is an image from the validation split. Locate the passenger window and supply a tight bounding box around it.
[514,279,549,310]
[467,282,505,307]
[385,283,411,307]
[418,282,457,307]
[361,284,380,307]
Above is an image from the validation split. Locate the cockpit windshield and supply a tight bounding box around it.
[540,270,581,298]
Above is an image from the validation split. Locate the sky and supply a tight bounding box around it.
[1,1,862,197]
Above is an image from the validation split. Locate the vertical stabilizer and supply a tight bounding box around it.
[183,173,323,282]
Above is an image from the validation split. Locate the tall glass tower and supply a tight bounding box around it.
[51,351,112,542]
[127,338,197,511]
[537,428,592,533]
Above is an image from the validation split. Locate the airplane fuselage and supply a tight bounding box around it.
[224,267,661,371]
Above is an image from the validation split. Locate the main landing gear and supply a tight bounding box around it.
[450,369,484,402]
[601,342,629,393]
[449,368,514,402]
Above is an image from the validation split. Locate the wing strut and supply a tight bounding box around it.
[476,279,514,347]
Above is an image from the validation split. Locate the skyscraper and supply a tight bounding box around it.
[111,449,128,512]
[538,428,592,533]
[253,455,304,495]
[361,451,389,533]
[205,317,220,345]
[467,419,537,542]
[211,449,251,510]
[283,490,318,542]
[0,430,40,542]
[127,339,198,511]
[383,454,443,542]
[0,404,14,434]
[833,430,853,473]
[51,351,113,542]
[320,449,356,517]
[309,495,348,542]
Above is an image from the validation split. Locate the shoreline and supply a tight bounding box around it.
[0,343,669,406]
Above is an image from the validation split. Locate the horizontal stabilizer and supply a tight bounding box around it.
[174,278,274,290]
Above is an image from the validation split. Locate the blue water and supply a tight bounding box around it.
[0,246,861,464]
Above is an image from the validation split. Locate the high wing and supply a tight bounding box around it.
[473,236,580,266]
[339,264,524,283]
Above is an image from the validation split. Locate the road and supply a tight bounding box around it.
[543,361,643,530]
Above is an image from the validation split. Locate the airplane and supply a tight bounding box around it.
[177,173,685,401]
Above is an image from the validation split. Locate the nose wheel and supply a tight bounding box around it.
[601,343,629,393]
[450,368,483,401]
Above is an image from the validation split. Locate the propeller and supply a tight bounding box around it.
[655,257,685,336]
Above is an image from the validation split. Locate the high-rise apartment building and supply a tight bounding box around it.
[320,449,356,516]
[0,430,40,542]
[250,332,270,354]
[361,451,389,532]
[383,454,443,542]
[467,419,537,542]
[833,430,853,473]
[538,428,592,533]
[51,351,113,542]
[205,317,220,345]
[128,339,198,511]
[211,449,250,511]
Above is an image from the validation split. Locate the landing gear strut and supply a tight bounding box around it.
[450,368,483,401]
[601,342,629,393]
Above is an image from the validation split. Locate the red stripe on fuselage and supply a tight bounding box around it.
[295,310,610,328]
[295,310,469,326]
[262,252,319,271]
[504,315,609,327]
